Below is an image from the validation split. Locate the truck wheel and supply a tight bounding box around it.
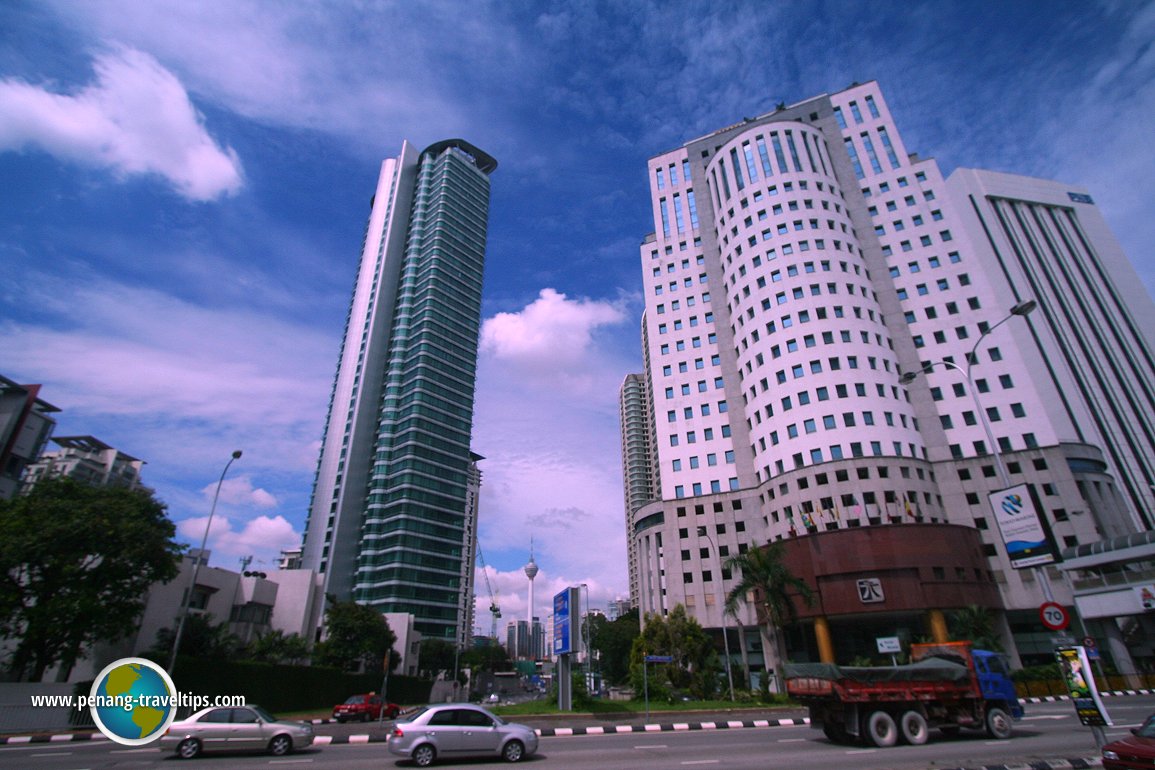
[864,710,898,747]
[822,721,851,744]
[985,706,1013,739]
[898,710,929,745]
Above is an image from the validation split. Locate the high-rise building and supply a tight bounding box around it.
[21,435,145,492]
[627,81,1155,675]
[301,140,497,645]
[0,374,58,499]
[619,372,656,608]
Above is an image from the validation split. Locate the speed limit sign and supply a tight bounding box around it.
[1039,601,1070,631]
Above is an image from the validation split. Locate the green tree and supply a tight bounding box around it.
[248,629,311,664]
[629,604,719,700]
[949,605,1003,651]
[459,639,510,674]
[418,638,459,679]
[590,608,639,686]
[147,613,244,661]
[724,542,814,692]
[312,597,396,673]
[0,478,182,681]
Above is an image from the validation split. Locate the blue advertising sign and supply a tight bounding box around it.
[553,587,580,655]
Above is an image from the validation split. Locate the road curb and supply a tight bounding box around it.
[934,759,1102,769]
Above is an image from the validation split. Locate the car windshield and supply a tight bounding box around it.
[252,705,277,723]
[343,696,363,704]
[1139,718,1155,738]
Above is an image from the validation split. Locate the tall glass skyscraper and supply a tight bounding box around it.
[301,139,497,644]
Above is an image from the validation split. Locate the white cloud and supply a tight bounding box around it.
[206,475,278,509]
[0,46,242,200]
[480,288,627,392]
[177,512,299,569]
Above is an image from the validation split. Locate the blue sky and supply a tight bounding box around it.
[2,1,1153,630]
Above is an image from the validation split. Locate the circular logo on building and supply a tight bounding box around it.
[1000,493,1023,516]
[89,657,177,745]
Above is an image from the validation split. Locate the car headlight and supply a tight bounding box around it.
[1102,749,1119,760]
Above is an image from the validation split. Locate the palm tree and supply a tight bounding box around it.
[724,542,814,692]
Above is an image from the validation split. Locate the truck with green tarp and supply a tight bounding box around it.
[784,641,1022,747]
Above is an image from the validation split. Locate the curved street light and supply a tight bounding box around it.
[168,450,243,673]
[899,300,1055,603]
[696,526,735,701]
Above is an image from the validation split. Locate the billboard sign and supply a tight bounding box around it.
[988,483,1054,569]
[552,586,580,656]
[1055,645,1112,727]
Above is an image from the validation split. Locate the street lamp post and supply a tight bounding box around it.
[168,450,242,673]
[697,526,735,701]
[579,583,591,695]
[900,300,1056,602]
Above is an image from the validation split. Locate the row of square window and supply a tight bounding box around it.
[740,300,888,337]
[861,171,930,197]
[668,425,733,446]
[653,236,703,257]
[653,275,709,295]
[673,478,741,498]
[868,191,937,216]
[664,399,729,417]
[940,402,1028,430]
[658,334,718,355]
[760,441,927,478]
[879,229,954,252]
[670,450,736,471]
[891,252,962,276]
[747,281,879,316]
[762,463,935,501]
[660,357,720,376]
[749,353,903,391]
[951,434,1042,457]
[657,313,714,333]
[762,410,913,445]
[873,211,944,233]
[654,253,706,276]
[750,383,912,431]
[897,273,970,300]
[654,293,709,316]
[716,179,844,231]
[748,328,890,367]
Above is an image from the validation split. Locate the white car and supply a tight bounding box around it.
[160,704,314,759]
[387,703,538,766]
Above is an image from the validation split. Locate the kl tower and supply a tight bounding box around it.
[524,539,539,629]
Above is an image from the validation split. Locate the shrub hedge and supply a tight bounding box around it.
[170,657,432,713]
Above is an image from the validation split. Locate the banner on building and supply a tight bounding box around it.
[988,483,1055,568]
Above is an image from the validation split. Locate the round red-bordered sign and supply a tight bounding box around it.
[1039,601,1070,631]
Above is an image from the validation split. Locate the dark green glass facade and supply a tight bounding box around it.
[353,144,492,641]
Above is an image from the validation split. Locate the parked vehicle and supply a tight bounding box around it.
[785,641,1023,747]
[1102,712,1155,769]
[160,704,314,759]
[332,693,400,722]
[387,703,538,766]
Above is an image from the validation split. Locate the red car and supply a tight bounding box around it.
[1103,713,1155,769]
[332,693,400,723]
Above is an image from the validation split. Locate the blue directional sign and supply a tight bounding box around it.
[644,655,673,663]
[553,587,580,655]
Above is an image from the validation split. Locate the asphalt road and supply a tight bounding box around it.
[1,694,1149,770]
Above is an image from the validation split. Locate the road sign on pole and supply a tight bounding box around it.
[1040,601,1070,631]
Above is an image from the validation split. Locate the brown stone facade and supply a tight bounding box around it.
[777,523,1003,620]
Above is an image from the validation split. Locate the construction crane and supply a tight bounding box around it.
[476,545,501,640]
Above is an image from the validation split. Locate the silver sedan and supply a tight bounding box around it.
[387,703,539,766]
[159,704,314,759]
